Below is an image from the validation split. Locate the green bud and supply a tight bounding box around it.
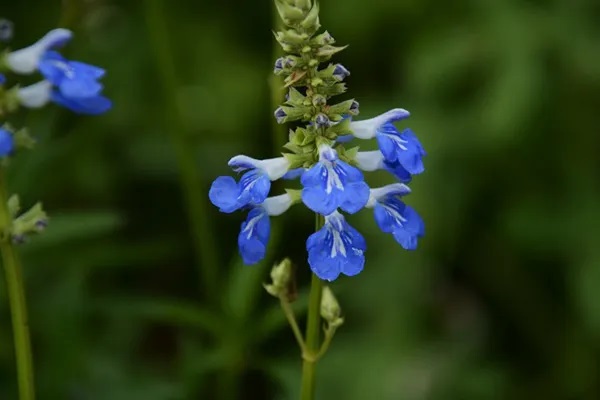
[320,286,344,328]
[285,87,306,105]
[7,195,20,218]
[13,127,36,150]
[326,117,352,137]
[275,0,306,25]
[320,82,347,97]
[264,258,296,301]
[11,202,48,244]
[283,152,314,169]
[312,94,326,107]
[299,1,320,33]
[311,31,335,46]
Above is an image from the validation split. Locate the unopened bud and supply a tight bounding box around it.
[320,286,344,328]
[264,258,296,301]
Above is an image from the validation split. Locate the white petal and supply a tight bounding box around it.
[17,81,53,108]
[6,28,72,74]
[355,151,384,171]
[262,193,293,216]
[366,183,411,208]
[349,108,410,139]
[228,155,290,180]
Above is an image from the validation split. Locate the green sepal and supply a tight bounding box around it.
[299,1,320,34]
[289,126,316,147]
[285,87,305,104]
[283,152,314,169]
[316,44,348,60]
[279,105,312,123]
[274,0,306,25]
[284,188,302,204]
[11,202,48,243]
[0,86,21,117]
[336,145,360,165]
[274,29,309,49]
[13,127,36,150]
[326,116,352,136]
[327,99,356,117]
[311,31,335,46]
[319,83,347,97]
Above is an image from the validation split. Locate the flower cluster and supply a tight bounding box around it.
[209,0,426,281]
[0,26,110,243]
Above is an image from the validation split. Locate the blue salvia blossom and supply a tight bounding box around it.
[0,127,14,156]
[209,1,427,280]
[3,28,111,114]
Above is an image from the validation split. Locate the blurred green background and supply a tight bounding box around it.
[2,0,600,399]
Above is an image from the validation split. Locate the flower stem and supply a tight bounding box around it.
[0,169,35,400]
[280,298,307,353]
[144,0,219,301]
[299,214,324,400]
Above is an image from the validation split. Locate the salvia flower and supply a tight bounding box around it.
[366,183,425,250]
[301,145,370,216]
[307,211,366,281]
[209,1,427,280]
[4,29,72,74]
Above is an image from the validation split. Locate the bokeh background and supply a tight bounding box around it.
[1,0,600,399]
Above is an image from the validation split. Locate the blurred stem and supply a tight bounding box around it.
[144,0,219,301]
[0,169,35,400]
[300,214,324,400]
[280,298,307,353]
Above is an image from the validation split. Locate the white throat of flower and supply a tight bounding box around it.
[325,211,347,258]
[318,144,344,194]
[228,155,290,181]
[355,150,384,172]
[262,193,293,216]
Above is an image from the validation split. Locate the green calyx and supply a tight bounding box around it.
[5,195,48,244]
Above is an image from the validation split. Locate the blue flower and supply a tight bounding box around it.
[274,107,287,124]
[209,155,290,213]
[349,108,410,139]
[307,211,366,281]
[238,207,271,264]
[0,73,5,85]
[0,128,14,157]
[5,29,72,74]
[367,184,425,250]
[376,125,425,174]
[237,193,294,265]
[209,170,270,213]
[38,51,111,114]
[355,150,412,183]
[301,145,370,215]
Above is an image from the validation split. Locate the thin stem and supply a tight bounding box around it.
[315,327,336,360]
[280,298,307,353]
[144,0,219,301]
[0,169,35,400]
[299,214,324,400]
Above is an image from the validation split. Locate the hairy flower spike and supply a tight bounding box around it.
[208,1,428,280]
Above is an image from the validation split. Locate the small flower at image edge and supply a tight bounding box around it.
[0,128,14,156]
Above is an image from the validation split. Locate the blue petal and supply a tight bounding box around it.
[302,186,339,216]
[0,74,5,85]
[373,201,398,233]
[51,91,112,114]
[282,167,305,180]
[238,208,270,264]
[383,160,412,183]
[396,128,425,174]
[209,176,241,213]
[392,229,419,250]
[300,162,325,187]
[0,129,14,157]
[339,181,370,214]
[238,170,270,205]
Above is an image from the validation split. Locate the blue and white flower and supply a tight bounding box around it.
[355,150,412,183]
[366,183,424,250]
[349,108,425,175]
[238,193,294,264]
[332,64,350,81]
[307,211,366,281]
[301,145,370,216]
[209,155,290,213]
[5,29,72,74]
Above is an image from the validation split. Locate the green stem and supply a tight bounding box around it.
[280,298,307,353]
[144,0,219,301]
[0,170,35,400]
[300,214,324,400]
